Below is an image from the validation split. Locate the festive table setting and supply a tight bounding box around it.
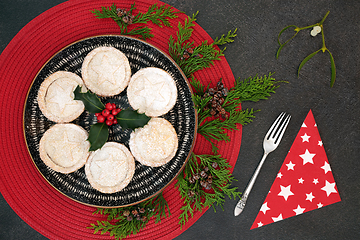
[0,0,359,239]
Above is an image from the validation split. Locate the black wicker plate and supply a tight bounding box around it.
[24,35,197,207]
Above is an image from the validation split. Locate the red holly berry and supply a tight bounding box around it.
[107,114,114,121]
[97,115,105,123]
[102,109,110,117]
[96,105,121,124]
[112,108,121,115]
[105,103,114,111]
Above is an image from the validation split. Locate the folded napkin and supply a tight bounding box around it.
[251,109,341,229]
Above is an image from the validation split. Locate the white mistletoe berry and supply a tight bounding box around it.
[310,26,322,36]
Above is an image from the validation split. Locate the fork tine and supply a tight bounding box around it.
[274,114,291,144]
[265,112,286,140]
[235,112,291,216]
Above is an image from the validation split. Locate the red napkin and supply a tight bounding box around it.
[250,109,341,229]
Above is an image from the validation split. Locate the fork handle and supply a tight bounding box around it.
[234,152,268,216]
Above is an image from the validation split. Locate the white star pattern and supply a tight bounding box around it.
[321,161,331,174]
[92,55,122,85]
[321,180,337,197]
[286,161,295,170]
[293,205,306,215]
[49,130,81,164]
[299,149,316,165]
[272,214,283,222]
[135,77,166,109]
[46,80,78,114]
[93,154,121,182]
[260,202,270,214]
[306,192,315,202]
[278,185,294,201]
[92,150,127,186]
[250,111,341,230]
[301,133,311,142]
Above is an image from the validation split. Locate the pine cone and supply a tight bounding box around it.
[212,162,218,168]
[189,176,195,184]
[203,79,229,119]
[132,210,139,216]
[123,210,130,216]
[200,170,207,179]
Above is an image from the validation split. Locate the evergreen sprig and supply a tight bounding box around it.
[190,73,280,153]
[224,72,281,107]
[87,4,281,237]
[88,193,170,240]
[91,3,180,40]
[213,29,238,46]
[198,108,256,153]
[176,153,241,227]
[169,12,237,78]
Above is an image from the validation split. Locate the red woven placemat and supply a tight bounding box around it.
[0,0,241,239]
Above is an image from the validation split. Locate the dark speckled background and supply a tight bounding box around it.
[1,0,359,239]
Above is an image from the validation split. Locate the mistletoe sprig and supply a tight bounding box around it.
[176,153,241,227]
[88,192,169,240]
[91,3,181,40]
[277,11,336,87]
[73,86,150,151]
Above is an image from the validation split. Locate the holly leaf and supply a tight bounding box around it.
[87,123,109,151]
[116,109,150,130]
[73,85,104,113]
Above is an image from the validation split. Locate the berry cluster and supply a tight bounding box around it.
[95,103,121,126]
[116,8,135,24]
[187,162,219,199]
[122,207,153,222]
[180,47,201,60]
[204,79,229,119]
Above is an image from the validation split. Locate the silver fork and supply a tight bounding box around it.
[234,112,291,216]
